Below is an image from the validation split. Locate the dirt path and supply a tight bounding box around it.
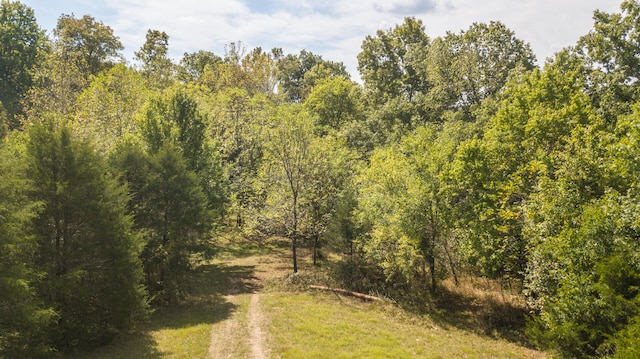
[248,293,268,359]
[207,256,271,359]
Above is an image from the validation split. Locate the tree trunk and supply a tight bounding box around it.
[429,254,436,293]
[444,240,459,286]
[236,203,243,227]
[292,236,298,273]
[313,233,319,265]
[292,194,298,273]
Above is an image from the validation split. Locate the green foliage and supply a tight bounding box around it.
[26,119,148,350]
[112,142,213,303]
[255,104,315,272]
[357,17,430,134]
[54,14,123,76]
[198,43,279,95]
[305,76,364,135]
[277,49,348,102]
[355,123,468,294]
[426,21,535,121]
[24,41,88,118]
[142,90,226,213]
[520,86,640,358]
[209,87,268,227]
[0,139,56,357]
[135,29,174,89]
[178,50,222,83]
[525,195,640,357]
[358,17,430,105]
[613,316,640,358]
[6,2,640,355]
[113,90,221,303]
[75,64,149,149]
[0,0,48,127]
[577,0,640,122]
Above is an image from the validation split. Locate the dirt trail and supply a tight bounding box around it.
[208,255,272,359]
[248,293,268,359]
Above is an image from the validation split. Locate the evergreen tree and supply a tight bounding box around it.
[0,139,55,357]
[111,141,213,303]
[26,119,147,350]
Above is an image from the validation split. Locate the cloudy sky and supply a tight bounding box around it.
[22,0,621,79]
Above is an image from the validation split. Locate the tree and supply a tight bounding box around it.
[210,87,268,227]
[53,14,123,76]
[241,46,280,95]
[260,104,315,273]
[141,90,226,213]
[110,91,221,302]
[426,21,536,121]
[0,139,55,357]
[26,119,147,350]
[75,64,149,150]
[357,17,431,142]
[23,46,88,119]
[200,44,280,96]
[135,29,174,89]
[178,50,222,83]
[577,0,640,123]
[277,49,348,102]
[0,0,47,128]
[112,142,213,303]
[358,17,430,106]
[302,135,356,265]
[356,124,464,294]
[523,101,640,357]
[24,13,122,119]
[450,51,594,282]
[304,76,364,134]
[356,144,427,290]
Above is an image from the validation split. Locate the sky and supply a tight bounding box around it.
[21,0,622,79]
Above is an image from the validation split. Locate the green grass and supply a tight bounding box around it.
[72,235,547,358]
[70,299,230,359]
[263,291,547,359]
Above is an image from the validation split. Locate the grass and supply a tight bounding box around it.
[69,264,239,359]
[72,234,548,358]
[263,291,546,358]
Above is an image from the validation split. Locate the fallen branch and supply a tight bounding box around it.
[309,285,382,302]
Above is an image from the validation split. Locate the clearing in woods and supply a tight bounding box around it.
[75,236,548,358]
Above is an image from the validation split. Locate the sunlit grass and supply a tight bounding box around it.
[74,235,547,358]
[263,291,547,359]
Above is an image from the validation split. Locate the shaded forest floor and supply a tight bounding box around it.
[73,235,548,358]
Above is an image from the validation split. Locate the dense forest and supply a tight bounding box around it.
[2,0,640,357]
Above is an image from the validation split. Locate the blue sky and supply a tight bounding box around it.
[21,0,621,79]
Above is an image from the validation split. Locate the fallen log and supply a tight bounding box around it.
[309,285,382,302]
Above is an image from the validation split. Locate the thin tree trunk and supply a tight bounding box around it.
[444,240,459,286]
[292,194,298,273]
[429,255,436,293]
[292,237,298,273]
[313,233,319,265]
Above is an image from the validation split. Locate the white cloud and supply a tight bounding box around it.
[25,0,624,78]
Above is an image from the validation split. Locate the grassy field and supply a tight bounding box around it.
[264,292,545,358]
[72,235,548,358]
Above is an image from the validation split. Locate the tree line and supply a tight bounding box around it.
[1,0,640,357]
